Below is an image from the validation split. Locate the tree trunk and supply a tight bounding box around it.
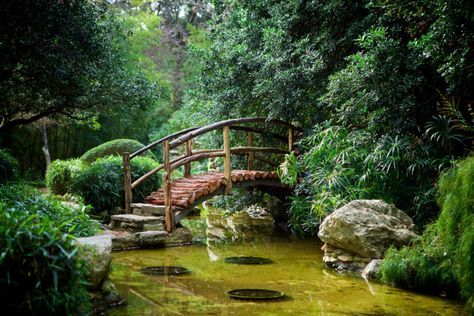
[38,122,51,173]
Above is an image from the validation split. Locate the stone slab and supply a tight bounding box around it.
[111,214,164,223]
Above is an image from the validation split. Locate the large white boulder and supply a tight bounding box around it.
[318,200,417,270]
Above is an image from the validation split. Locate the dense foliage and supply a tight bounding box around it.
[0,184,98,314]
[380,156,474,311]
[169,0,473,231]
[0,148,20,184]
[0,0,160,132]
[72,156,161,211]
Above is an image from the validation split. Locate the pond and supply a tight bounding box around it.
[108,234,467,315]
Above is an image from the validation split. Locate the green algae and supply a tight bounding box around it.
[108,236,469,315]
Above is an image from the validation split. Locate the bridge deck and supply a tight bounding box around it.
[145,170,279,209]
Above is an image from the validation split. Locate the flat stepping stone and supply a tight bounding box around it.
[130,203,166,216]
[110,214,165,232]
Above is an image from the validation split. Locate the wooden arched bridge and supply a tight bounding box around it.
[122,117,302,232]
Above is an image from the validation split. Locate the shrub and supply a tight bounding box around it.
[72,156,161,211]
[46,159,86,195]
[0,184,98,315]
[81,138,154,163]
[0,148,20,184]
[380,155,474,311]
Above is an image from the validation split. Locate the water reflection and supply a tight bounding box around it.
[108,236,467,315]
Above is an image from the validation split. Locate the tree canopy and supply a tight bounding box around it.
[0,0,160,132]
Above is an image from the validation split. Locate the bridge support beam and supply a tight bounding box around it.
[223,126,232,194]
[184,140,192,177]
[247,131,254,170]
[123,152,132,214]
[163,140,174,232]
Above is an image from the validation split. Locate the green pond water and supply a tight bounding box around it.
[108,235,468,315]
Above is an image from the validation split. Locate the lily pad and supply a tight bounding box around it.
[224,256,273,265]
[139,266,190,276]
[227,289,285,300]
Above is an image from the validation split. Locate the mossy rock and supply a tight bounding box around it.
[81,139,156,163]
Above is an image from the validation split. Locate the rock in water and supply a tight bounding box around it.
[318,200,417,271]
[76,235,112,290]
[362,259,383,280]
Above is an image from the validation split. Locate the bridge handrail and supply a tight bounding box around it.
[169,117,302,149]
[123,117,302,229]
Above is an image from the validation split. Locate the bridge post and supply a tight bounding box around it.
[223,126,232,194]
[123,152,132,214]
[247,131,254,170]
[288,127,294,151]
[184,140,192,177]
[163,140,173,232]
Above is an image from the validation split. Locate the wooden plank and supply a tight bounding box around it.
[247,132,254,170]
[223,126,232,194]
[123,152,132,214]
[184,140,192,178]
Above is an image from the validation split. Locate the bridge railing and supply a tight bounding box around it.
[123,117,302,231]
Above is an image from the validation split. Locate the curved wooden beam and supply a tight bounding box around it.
[170,151,225,171]
[131,154,186,189]
[130,127,199,159]
[169,117,302,149]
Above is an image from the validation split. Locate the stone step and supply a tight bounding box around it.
[130,203,166,216]
[110,214,165,232]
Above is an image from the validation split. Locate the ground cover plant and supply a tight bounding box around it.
[380,155,474,312]
[0,184,98,315]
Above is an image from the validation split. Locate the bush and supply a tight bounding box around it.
[0,148,20,184]
[46,159,86,195]
[380,155,474,311]
[0,184,99,315]
[72,156,161,211]
[81,138,154,163]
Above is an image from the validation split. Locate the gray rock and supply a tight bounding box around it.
[131,203,166,216]
[139,230,169,247]
[143,223,165,231]
[111,233,140,251]
[318,200,417,259]
[76,235,112,290]
[362,259,383,280]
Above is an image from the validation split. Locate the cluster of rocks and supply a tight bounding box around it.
[106,203,193,250]
[318,200,418,277]
[108,227,192,251]
[76,235,124,313]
